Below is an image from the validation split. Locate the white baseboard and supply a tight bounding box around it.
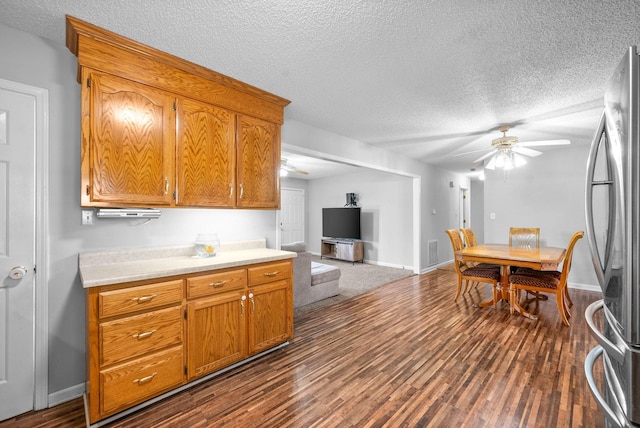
[364,259,413,271]
[568,282,601,293]
[48,383,85,407]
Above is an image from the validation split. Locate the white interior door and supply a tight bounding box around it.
[0,84,37,420]
[280,188,305,245]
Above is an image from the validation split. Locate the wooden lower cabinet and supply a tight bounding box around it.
[86,259,293,425]
[187,289,248,380]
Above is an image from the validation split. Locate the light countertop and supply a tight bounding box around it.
[79,239,296,288]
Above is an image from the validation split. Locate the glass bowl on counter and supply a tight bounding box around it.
[194,233,220,258]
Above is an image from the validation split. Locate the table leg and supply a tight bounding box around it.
[476,265,510,308]
[511,289,539,320]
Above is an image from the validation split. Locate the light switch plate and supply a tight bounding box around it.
[82,209,94,225]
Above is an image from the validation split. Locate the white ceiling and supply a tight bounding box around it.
[2,1,638,175]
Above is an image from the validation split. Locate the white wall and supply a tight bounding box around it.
[470,180,485,242]
[307,169,413,268]
[484,145,599,289]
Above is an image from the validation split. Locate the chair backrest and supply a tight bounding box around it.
[445,229,465,274]
[559,231,584,284]
[509,227,540,248]
[460,228,477,247]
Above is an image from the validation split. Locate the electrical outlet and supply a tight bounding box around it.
[82,209,94,225]
[490,212,496,220]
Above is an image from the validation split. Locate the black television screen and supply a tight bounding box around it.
[322,207,361,239]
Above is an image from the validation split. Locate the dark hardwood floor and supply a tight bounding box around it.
[1,268,606,427]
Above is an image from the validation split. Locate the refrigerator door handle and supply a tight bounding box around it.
[585,300,625,363]
[585,110,614,286]
[585,346,625,428]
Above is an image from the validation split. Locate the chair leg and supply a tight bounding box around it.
[454,278,463,301]
[562,292,572,319]
[493,284,498,310]
[564,286,574,308]
[510,286,515,315]
[557,291,570,326]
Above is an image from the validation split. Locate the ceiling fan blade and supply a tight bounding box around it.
[519,139,571,147]
[283,165,309,175]
[512,146,543,157]
[473,149,497,163]
[452,147,493,157]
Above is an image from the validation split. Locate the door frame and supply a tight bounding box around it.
[0,78,49,410]
[459,187,470,230]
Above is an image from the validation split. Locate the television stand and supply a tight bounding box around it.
[321,239,364,264]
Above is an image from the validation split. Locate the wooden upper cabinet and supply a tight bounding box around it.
[176,98,236,207]
[86,72,175,206]
[67,16,289,209]
[236,115,281,209]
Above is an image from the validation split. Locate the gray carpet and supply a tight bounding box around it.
[294,255,415,317]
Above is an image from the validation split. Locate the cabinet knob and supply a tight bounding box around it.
[248,292,255,312]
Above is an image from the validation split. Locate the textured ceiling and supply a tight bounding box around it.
[1,0,639,175]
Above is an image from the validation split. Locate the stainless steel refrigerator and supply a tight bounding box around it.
[585,46,640,428]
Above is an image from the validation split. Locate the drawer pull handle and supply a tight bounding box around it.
[134,372,157,385]
[264,271,279,277]
[132,294,157,303]
[132,329,157,340]
[209,280,229,288]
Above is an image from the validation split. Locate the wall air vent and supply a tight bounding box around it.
[428,240,438,266]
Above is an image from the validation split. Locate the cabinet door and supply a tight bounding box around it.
[236,115,280,209]
[176,98,236,207]
[187,290,247,380]
[248,280,292,355]
[87,72,175,205]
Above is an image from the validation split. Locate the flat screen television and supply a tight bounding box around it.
[322,207,361,240]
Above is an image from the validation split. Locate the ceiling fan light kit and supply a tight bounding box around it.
[485,150,527,170]
[460,125,571,172]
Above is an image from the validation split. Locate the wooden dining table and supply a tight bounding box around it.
[455,244,567,317]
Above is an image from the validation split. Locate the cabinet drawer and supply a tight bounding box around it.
[101,306,183,366]
[187,269,246,299]
[100,346,183,415]
[248,261,292,286]
[99,280,184,318]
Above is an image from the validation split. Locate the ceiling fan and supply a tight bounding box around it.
[455,125,571,169]
[281,158,309,175]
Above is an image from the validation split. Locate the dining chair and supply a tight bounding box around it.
[509,227,540,248]
[445,229,501,307]
[460,228,478,248]
[508,231,584,326]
